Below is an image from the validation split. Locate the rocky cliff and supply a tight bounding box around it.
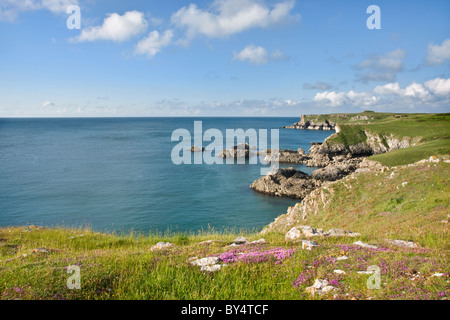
[283,115,336,131]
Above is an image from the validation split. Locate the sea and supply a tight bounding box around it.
[0,117,334,234]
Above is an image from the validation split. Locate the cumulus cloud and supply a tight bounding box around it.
[135,30,174,58]
[0,0,76,21]
[171,0,298,41]
[355,48,406,83]
[42,100,55,107]
[426,39,450,65]
[232,45,268,64]
[424,77,450,96]
[232,45,288,64]
[75,11,148,42]
[314,91,379,108]
[315,77,450,109]
[374,82,431,100]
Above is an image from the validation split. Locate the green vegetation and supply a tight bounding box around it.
[297,160,449,250]
[306,112,450,167]
[1,161,448,300]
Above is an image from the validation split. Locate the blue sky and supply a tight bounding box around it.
[0,0,449,117]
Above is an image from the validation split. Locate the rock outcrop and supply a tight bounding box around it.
[258,149,309,164]
[250,167,322,199]
[218,143,254,158]
[285,225,360,241]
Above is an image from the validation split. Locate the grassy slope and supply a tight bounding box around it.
[0,161,448,300]
[306,112,450,167]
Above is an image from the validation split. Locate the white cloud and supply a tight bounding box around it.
[313,90,378,108]
[171,0,298,41]
[374,81,431,100]
[315,77,450,109]
[426,39,450,65]
[135,30,174,58]
[403,82,429,99]
[232,45,288,64]
[41,0,74,13]
[355,48,406,83]
[75,11,148,42]
[424,78,450,97]
[232,45,268,64]
[0,0,76,21]
[373,82,402,95]
[42,100,55,107]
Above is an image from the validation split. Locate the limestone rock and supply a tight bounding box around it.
[386,239,418,248]
[190,257,220,267]
[151,242,174,251]
[354,241,378,249]
[250,168,321,199]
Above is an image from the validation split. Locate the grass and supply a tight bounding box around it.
[306,112,450,167]
[1,156,449,301]
[0,224,448,300]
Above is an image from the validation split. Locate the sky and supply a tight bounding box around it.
[0,0,449,117]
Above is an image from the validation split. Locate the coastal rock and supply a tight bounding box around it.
[259,149,308,164]
[151,242,174,251]
[250,168,322,199]
[228,237,249,246]
[190,257,220,267]
[334,270,346,275]
[190,145,205,152]
[325,229,360,237]
[305,279,336,297]
[201,265,222,272]
[386,239,418,248]
[353,241,378,249]
[311,159,361,181]
[285,227,302,241]
[302,240,319,250]
[218,143,254,158]
[283,115,336,131]
[285,225,360,240]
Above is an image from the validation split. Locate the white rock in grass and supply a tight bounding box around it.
[312,279,328,289]
[431,273,445,277]
[190,257,220,267]
[151,242,173,251]
[302,240,319,250]
[354,241,378,249]
[285,227,302,241]
[200,265,221,272]
[336,256,348,261]
[334,269,346,275]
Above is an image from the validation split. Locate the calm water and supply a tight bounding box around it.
[0,118,333,234]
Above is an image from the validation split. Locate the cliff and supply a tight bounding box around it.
[283,115,336,130]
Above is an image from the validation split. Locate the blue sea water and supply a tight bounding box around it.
[0,117,334,234]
